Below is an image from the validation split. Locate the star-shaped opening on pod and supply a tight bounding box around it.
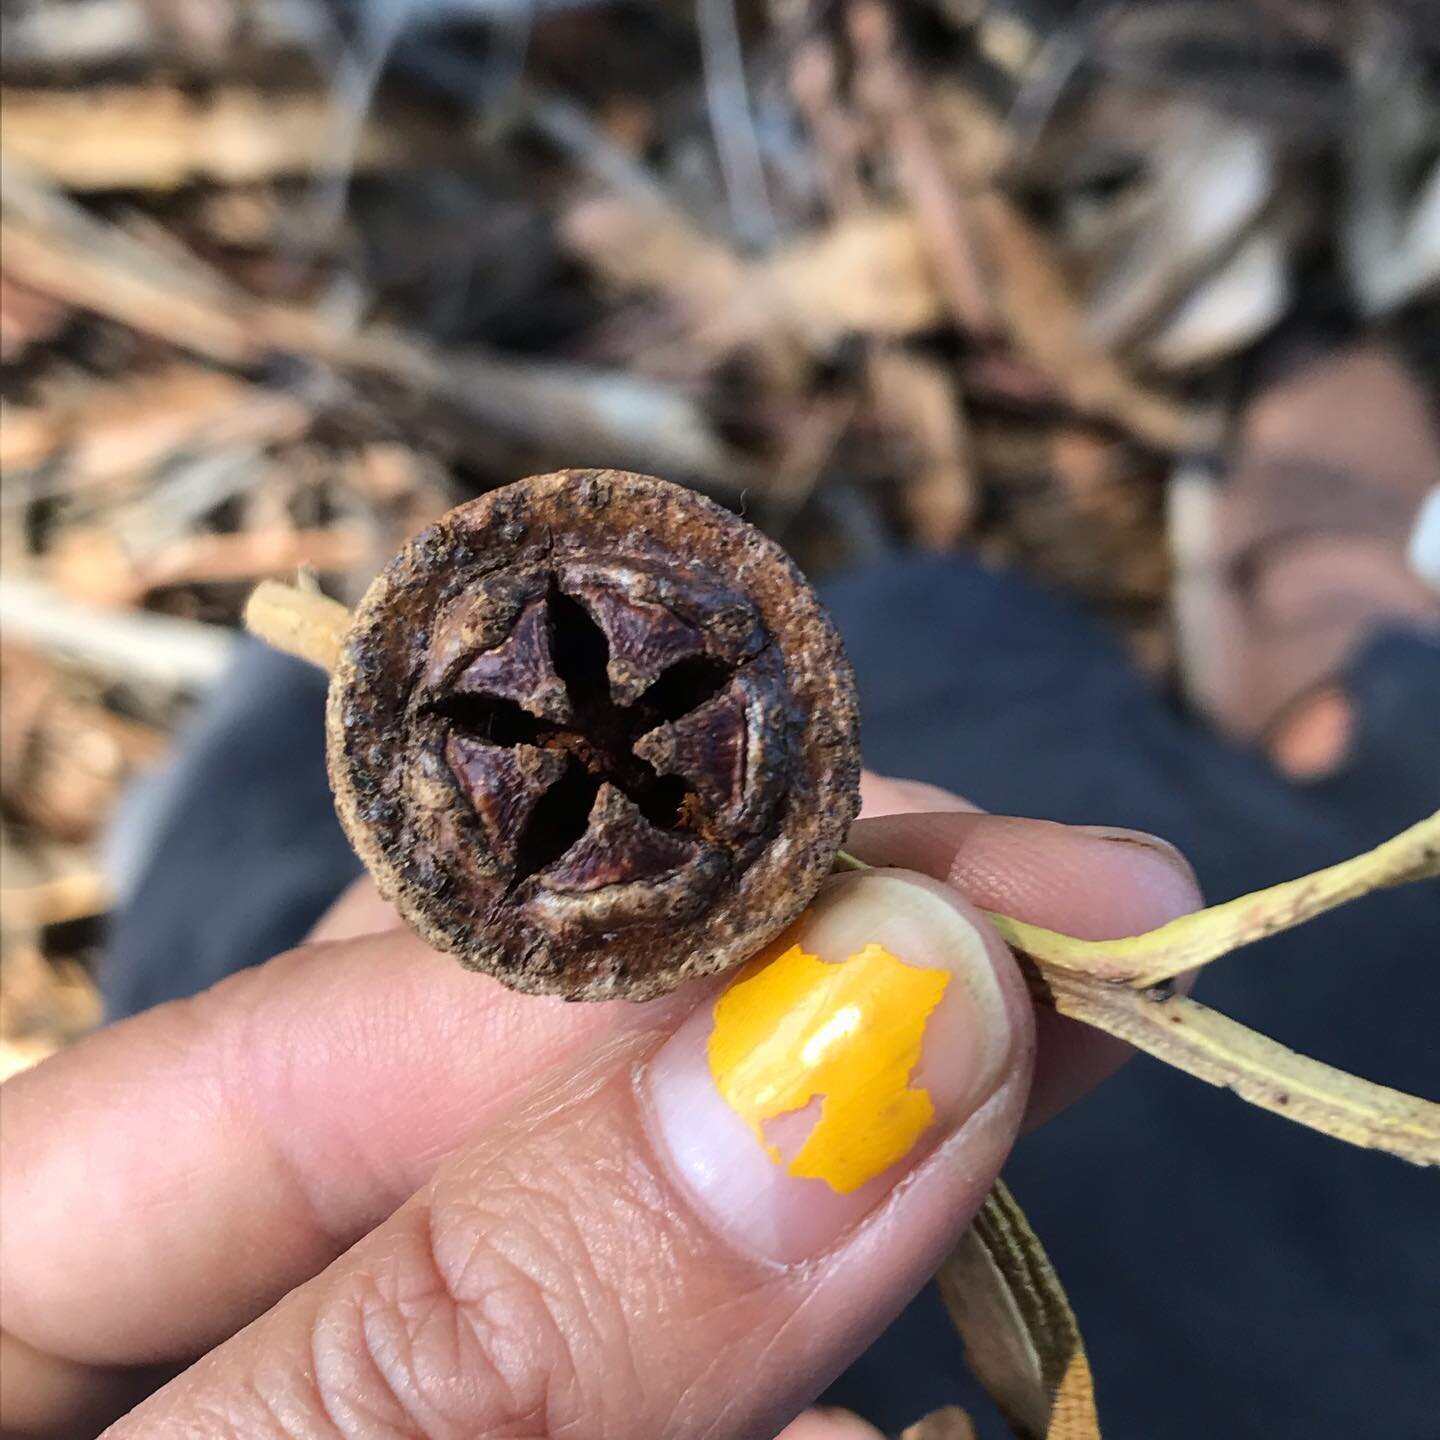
[425,583,744,888]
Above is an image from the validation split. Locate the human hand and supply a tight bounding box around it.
[0,780,1198,1438]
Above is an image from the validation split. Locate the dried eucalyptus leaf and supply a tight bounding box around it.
[936,1180,1100,1440]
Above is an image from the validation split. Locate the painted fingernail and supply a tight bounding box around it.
[644,870,1017,1264]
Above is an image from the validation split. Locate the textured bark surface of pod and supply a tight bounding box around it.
[327,468,861,999]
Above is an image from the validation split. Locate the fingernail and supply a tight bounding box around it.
[644,871,1017,1265]
[1072,824,1196,888]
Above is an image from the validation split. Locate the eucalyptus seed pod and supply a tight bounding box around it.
[327,469,861,999]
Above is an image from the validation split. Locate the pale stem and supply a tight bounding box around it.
[983,809,1440,989]
[244,578,350,674]
[1043,971,1440,1167]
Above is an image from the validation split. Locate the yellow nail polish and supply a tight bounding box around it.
[707,941,951,1195]
[648,871,1013,1263]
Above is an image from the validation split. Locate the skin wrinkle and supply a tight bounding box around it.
[443,1198,594,1433]
[470,1072,757,1438]
[600,1168,701,1358]
[403,1203,559,1435]
[524,1195,641,1420]
[183,1394,253,1440]
[366,1128,649,1436]
[690,1318,797,1440]
[286,1036,703,1440]
[615,1178,712,1409]
[309,1283,422,1440]
[230,1365,337,1440]
[311,1206,517,1439]
[358,1246,464,1437]
[479,1127,675,1425]
[679,1298,790,1440]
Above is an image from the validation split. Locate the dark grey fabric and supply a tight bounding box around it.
[101,557,1440,1438]
[102,642,362,1021]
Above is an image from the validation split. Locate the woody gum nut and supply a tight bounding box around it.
[326,469,862,1000]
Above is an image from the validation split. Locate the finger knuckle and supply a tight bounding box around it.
[307,1164,646,1438]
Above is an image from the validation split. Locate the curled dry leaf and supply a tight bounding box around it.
[967,191,1220,452]
[0,86,427,191]
[936,1181,1099,1440]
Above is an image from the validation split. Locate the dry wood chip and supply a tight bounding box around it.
[0,87,434,191]
[1,367,308,489]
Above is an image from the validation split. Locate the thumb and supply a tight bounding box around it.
[111,869,1032,1438]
